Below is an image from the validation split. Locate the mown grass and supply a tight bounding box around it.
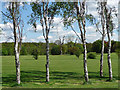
[1,53,119,88]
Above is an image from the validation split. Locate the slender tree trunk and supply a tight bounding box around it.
[14,42,20,84]
[100,2,105,77]
[107,31,112,80]
[83,40,89,82]
[100,35,105,77]
[46,38,49,82]
[74,1,89,82]
[104,1,113,81]
[13,15,21,84]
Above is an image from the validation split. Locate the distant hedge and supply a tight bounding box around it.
[1,40,119,56]
[51,45,61,55]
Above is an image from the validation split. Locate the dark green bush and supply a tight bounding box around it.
[31,49,39,60]
[51,45,60,55]
[21,47,27,55]
[61,45,68,54]
[2,48,8,56]
[68,46,79,55]
[7,48,14,55]
[92,40,102,53]
[115,49,120,55]
[74,50,81,58]
[87,52,96,59]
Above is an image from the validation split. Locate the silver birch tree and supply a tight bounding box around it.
[104,4,113,81]
[2,2,24,84]
[58,1,95,82]
[104,1,117,80]
[96,2,106,77]
[74,1,89,82]
[30,1,60,82]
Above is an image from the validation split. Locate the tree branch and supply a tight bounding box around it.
[1,11,12,19]
[71,25,82,42]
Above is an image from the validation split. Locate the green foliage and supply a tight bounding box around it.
[92,40,102,53]
[21,47,27,55]
[56,2,95,29]
[115,41,120,55]
[86,43,93,53]
[104,41,108,53]
[115,49,120,55]
[2,48,8,56]
[51,45,60,55]
[87,52,96,59]
[112,41,120,53]
[7,48,14,55]
[74,50,81,58]
[62,45,68,54]
[31,48,39,60]
[75,44,84,53]
[1,40,119,56]
[68,46,79,55]
[85,14,96,25]
[29,2,60,30]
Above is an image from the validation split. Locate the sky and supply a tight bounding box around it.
[0,0,119,43]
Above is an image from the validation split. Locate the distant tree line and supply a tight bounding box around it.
[1,40,119,56]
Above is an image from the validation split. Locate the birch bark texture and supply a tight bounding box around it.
[104,1,117,80]
[30,1,59,82]
[105,6,113,80]
[100,2,106,77]
[2,2,24,84]
[97,2,106,77]
[74,1,89,82]
[60,1,95,82]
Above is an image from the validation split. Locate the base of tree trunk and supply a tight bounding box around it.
[46,64,49,82]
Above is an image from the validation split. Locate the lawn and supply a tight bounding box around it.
[1,53,119,88]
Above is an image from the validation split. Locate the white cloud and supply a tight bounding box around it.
[107,0,119,8]
[111,32,118,41]
[37,36,44,40]
[0,23,14,42]
[0,22,28,42]
[0,22,13,31]
[1,1,118,43]
[30,39,38,42]
[37,35,53,42]
[4,2,9,8]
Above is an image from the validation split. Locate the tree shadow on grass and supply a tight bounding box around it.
[2,71,83,87]
[88,71,119,81]
[88,72,108,81]
[2,71,119,87]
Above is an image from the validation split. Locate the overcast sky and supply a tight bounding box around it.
[0,0,119,43]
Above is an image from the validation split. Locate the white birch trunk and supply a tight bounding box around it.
[74,1,89,82]
[107,31,112,80]
[83,40,89,82]
[100,2,105,77]
[14,41,20,84]
[100,36,104,77]
[46,38,49,82]
[105,4,113,80]
[13,13,21,84]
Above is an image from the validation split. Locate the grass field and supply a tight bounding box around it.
[1,53,119,88]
